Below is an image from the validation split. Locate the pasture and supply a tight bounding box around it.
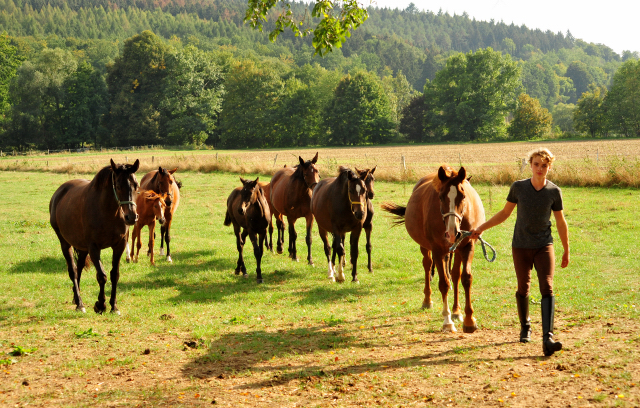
[1,160,639,406]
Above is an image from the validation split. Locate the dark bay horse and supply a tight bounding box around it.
[311,166,369,283]
[258,181,275,252]
[49,159,140,314]
[224,177,271,283]
[129,191,167,266]
[270,153,320,264]
[139,167,181,263]
[356,166,377,273]
[381,166,485,333]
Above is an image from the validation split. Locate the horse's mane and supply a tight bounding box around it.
[432,164,457,192]
[90,165,116,190]
[291,161,310,183]
[337,165,357,183]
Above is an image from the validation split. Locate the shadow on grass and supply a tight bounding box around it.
[8,256,63,274]
[180,317,522,388]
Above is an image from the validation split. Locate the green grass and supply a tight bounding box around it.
[1,169,639,405]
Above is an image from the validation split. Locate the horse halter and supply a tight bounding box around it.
[112,172,137,208]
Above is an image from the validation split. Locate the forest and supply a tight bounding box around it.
[0,0,638,150]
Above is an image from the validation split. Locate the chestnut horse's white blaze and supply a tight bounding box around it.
[445,185,458,244]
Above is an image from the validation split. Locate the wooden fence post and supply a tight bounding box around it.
[401,155,406,171]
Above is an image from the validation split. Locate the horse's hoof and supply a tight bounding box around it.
[166,256,173,263]
[368,269,373,274]
[308,261,314,267]
[351,279,360,284]
[256,278,263,284]
[125,258,130,263]
[442,324,457,333]
[242,274,248,279]
[421,301,433,309]
[93,303,105,315]
[159,248,165,256]
[234,269,241,275]
[111,309,121,316]
[463,325,477,333]
[76,306,86,313]
[452,313,463,322]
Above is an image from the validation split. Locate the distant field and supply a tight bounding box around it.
[0,169,638,406]
[2,138,640,186]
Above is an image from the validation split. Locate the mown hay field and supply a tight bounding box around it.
[0,165,639,407]
[2,138,640,187]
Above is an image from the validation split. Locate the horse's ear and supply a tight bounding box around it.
[110,159,117,172]
[298,156,305,166]
[354,167,361,174]
[254,177,259,184]
[158,166,163,173]
[437,166,449,182]
[311,152,318,164]
[467,175,473,182]
[130,159,140,173]
[455,167,466,183]
[169,168,177,174]
[240,176,247,184]
[371,165,377,174]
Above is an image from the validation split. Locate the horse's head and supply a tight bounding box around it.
[298,152,320,189]
[355,166,376,199]
[110,158,140,225]
[437,166,468,245]
[151,166,177,206]
[145,191,167,225]
[238,177,260,216]
[344,167,368,221]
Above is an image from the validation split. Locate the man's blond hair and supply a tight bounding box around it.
[527,147,555,164]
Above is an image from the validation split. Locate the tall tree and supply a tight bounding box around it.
[565,61,593,103]
[603,59,640,137]
[507,93,552,140]
[424,47,521,141]
[0,33,23,117]
[573,85,607,137]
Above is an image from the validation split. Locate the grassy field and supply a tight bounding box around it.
[2,138,640,187]
[1,163,639,407]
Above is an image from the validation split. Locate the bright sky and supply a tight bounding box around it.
[368,0,639,55]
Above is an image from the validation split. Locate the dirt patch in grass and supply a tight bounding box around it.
[2,315,638,407]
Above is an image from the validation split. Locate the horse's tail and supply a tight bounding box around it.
[380,202,407,227]
[73,248,93,270]
[223,211,232,226]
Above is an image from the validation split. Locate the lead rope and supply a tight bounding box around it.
[449,230,497,262]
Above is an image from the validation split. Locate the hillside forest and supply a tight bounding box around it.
[0,0,639,151]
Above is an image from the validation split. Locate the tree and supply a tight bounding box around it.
[552,103,576,133]
[565,61,593,103]
[0,33,24,117]
[603,59,640,137]
[244,0,369,56]
[105,31,170,146]
[507,93,552,140]
[160,46,225,146]
[573,85,607,137]
[324,71,395,145]
[424,47,521,141]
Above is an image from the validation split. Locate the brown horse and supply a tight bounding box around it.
[49,159,140,314]
[311,166,369,283]
[139,167,181,263]
[270,153,320,264]
[224,177,271,283]
[381,166,485,333]
[129,191,167,266]
[356,166,377,273]
[258,181,275,252]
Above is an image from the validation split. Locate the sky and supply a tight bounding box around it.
[368,0,639,54]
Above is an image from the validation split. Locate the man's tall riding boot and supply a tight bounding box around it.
[516,292,531,343]
[541,295,562,356]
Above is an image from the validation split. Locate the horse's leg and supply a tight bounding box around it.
[233,225,244,276]
[433,250,456,332]
[460,246,477,333]
[164,216,173,263]
[318,228,335,281]
[133,224,142,263]
[159,224,166,256]
[349,228,362,283]
[451,253,463,323]
[341,235,346,268]
[333,233,346,283]
[420,247,433,309]
[249,231,264,283]
[364,222,373,273]
[287,217,298,261]
[148,222,156,266]
[275,211,285,254]
[89,245,108,314]
[54,230,85,312]
[267,218,274,252]
[125,229,131,263]
[108,238,126,315]
[305,213,314,266]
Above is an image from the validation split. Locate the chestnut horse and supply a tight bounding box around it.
[381,166,485,333]
[224,177,271,283]
[258,181,275,252]
[49,159,139,314]
[129,191,167,266]
[270,153,320,264]
[312,166,369,283]
[356,166,376,273]
[139,167,181,263]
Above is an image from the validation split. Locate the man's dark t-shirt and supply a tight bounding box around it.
[506,179,563,249]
